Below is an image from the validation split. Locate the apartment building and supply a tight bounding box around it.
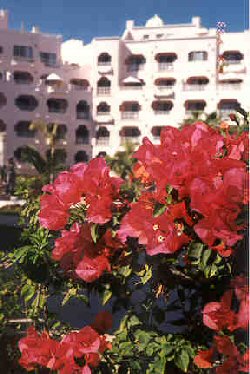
[0,10,249,170]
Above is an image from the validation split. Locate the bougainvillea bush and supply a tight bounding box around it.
[4,122,249,373]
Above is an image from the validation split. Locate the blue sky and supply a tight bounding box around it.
[1,0,249,43]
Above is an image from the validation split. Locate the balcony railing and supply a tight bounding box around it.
[120,85,143,90]
[15,131,35,138]
[76,112,89,120]
[158,63,174,72]
[154,110,171,115]
[76,137,89,145]
[97,87,111,95]
[97,111,110,116]
[96,138,110,146]
[121,112,139,119]
[120,136,140,145]
[48,108,66,114]
[98,61,111,66]
[183,84,207,91]
[127,64,144,72]
[218,83,242,90]
[225,59,243,65]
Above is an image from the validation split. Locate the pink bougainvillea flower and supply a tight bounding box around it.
[39,193,69,231]
[194,347,214,368]
[203,290,237,331]
[119,196,191,255]
[39,159,123,230]
[75,255,111,283]
[19,323,111,374]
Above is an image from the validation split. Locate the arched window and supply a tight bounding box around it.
[0,93,7,108]
[96,126,110,146]
[97,102,110,114]
[188,51,208,61]
[70,79,89,91]
[152,100,173,114]
[185,100,206,112]
[151,126,164,138]
[155,53,177,71]
[47,99,67,113]
[15,95,38,111]
[125,54,146,72]
[218,99,240,113]
[0,120,6,132]
[75,125,89,144]
[76,100,90,119]
[14,121,36,138]
[222,51,243,63]
[120,101,141,119]
[185,76,209,91]
[119,126,141,145]
[97,77,111,95]
[47,124,67,140]
[74,151,88,163]
[13,71,33,84]
[98,53,112,66]
[155,78,176,90]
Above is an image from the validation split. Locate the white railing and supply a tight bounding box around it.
[158,63,174,72]
[121,112,139,119]
[154,110,171,115]
[183,84,207,91]
[97,87,111,95]
[120,137,140,145]
[218,83,242,91]
[96,138,109,146]
[120,86,143,90]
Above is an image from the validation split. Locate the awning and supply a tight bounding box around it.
[122,76,142,84]
[46,73,63,81]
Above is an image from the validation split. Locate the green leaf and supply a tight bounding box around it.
[102,289,112,305]
[153,203,166,217]
[175,349,190,372]
[202,249,212,268]
[119,265,132,277]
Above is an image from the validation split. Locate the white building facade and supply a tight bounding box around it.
[0,10,249,169]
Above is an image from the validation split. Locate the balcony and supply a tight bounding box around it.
[120,136,140,145]
[47,99,68,114]
[218,82,242,91]
[15,95,38,112]
[121,112,139,120]
[76,112,89,120]
[158,62,174,72]
[97,87,111,96]
[183,84,207,91]
[96,138,110,146]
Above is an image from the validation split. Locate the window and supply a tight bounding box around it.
[15,95,38,111]
[97,102,110,114]
[120,102,141,119]
[47,99,67,113]
[13,71,33,84]
[143,35,149,40]
[125,55,146,72]
[222,51,243,64]
[97,77,111,95]
[120,127,141,145]
[75,125,89,145]
[13,45,33,60]
[152,101,173,113]
[188,51,208,61]
[156,34,164,39]
[185,100,206,112]
[96,127,110,146]
[0,93,7,108]
[0,46,3,54]
[0,120,6,132]
[40,52,57,66]
[47,124,67,140]
[14,121,36,138]
[76,100,90,119]
[75,151,88,163]
[98,53,112,66]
